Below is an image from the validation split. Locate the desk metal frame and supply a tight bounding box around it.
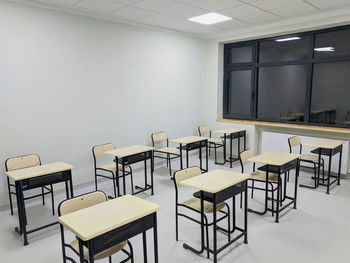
[15,169,73,245]
[183,181,248,263]
[178,139,209,173]
[115,150,154,196]
[216,131,246,168]
[248,159,300,223]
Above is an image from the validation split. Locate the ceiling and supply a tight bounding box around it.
[12,0,350,38]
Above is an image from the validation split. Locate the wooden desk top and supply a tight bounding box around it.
[248,152,300,166]
[6,162,74,181]
[214,128,246,134]
[170,136,207,145]
[303,138,345,149]
[58,194,160,241]
[105,145,154,158]
[179,169,250,194]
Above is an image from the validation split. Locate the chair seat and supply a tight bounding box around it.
[300,154,319,162]
[156,147,179,154]
[70,239,127,261]
[250,171,278,182]
[208,138,223,144]
[183,197,226,213]
[100,163,129,172]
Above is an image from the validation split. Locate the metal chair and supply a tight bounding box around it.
[5,154,55,216]
[58,191,133,263]
[198,125,224,164]
[239,150,279,215]
[151,132,180,178]
[288,136,324,184]
[173,167,230,258]
[92,143,134,197]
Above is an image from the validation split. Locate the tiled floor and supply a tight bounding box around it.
[0,154,349,263]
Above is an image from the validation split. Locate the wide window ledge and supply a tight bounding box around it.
[218,118,350,134]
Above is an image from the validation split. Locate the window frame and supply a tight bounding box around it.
[223,25,350,128]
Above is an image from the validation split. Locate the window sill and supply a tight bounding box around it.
[217,118,350,135]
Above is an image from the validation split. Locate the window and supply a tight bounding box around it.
[223,25,350,128]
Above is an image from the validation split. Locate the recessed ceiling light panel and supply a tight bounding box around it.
[188,12,232,25]
[275,37,301,42]
[314,47,335,52]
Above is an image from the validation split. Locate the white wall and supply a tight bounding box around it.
[0,1,209,207]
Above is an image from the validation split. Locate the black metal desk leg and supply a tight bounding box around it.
[122,158,126,196]
[151,151,154,195]
[19,182,28,245]
[338,146,342,185]
[294,159,299,209]
[223,134,227,165]
[244,182,248,244]
[143,231,148,263]
[68,171,74,198]
[244,131,247,150]
[237,135,241,161]
[116,157,120,197]
[78,239,85,263]
[230,134,233,168]
[327,153,332,194]
[206,140,208,172]
[15,182,24,235]
[186,144,189,168]
[275,169,281,223]
[199,143,202,170]
[213,194,217,263]
[180,144,183,169]
[153,214,158,263]
[88,240,94,263]
[65,181,69,199]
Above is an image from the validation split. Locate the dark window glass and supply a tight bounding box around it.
[259,36,309,63]
[227,70,252,118]
[230,46,252,63]
[257,65,307,121]
[310,61,350,126]
[315,29,350,58]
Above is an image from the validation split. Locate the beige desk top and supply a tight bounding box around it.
[170,136,207,145]
[303,138,345,149]
[6,162,74,181]
[248,152,300,166]
[58,194,160,241]
[105,145,154,158]
[214,128,246,134]
[179,169,250,194]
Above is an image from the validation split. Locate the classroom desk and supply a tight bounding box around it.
[58,194,160,263]
[303,139,345,194]
[213,128,246,168]
[105,145,154,196]
[248,152,300,223]
[6,162,74,246]
[179,169,250,263]
[170,136,208,172]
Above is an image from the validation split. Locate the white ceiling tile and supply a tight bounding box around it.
[219,4,271,17]
[28,0,81,6]
[72,0,125,13]
[111,6,156,21]
[163,5,207,19]
[133,0,186,12]
[212,19,250,30]
[110,0,143,4]
[269,1,319,18]
[175,0,202,4]
[168,20,223,35]
[249,0,300,9]
[192,0,243,11]
[141,14,182,26]
[238,12,279,23]
[303,0,350,9]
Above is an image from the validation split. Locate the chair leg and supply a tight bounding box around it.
[50,184,55,216]
[209,144,211,157]
[109,256,112,263]
[166,155,169,167]
[94,173,98,191]
[42,187,45,205]
[271,185,274,216]
[204,215,210,259]
[128,241,134,263]
[169,156,172,178]
[7,177,14,216]
[129,167,134,194]
[240,192,243,209]
[112,172,117,198]
[175,207,179,241]
[251,181,255,199]
[287,171,290,182]
[214,145,217,163]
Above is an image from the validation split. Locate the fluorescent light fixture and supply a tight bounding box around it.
[188,12,232,25]
[275,37,300,42]
[314,47,335,52]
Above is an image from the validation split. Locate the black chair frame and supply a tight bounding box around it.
[198,127,224,164]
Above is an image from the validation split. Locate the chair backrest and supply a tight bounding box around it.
[5,154,41,171]
[58,191,107,216]
[239,150,254,173]
[174,167,201,186]
[92,143,115,157]
[288,136,301,153]
[151,132,168,145]
[198,125,210,136]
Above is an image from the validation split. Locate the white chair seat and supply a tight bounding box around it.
[250,171,278,182]
[100,162,129,171]
[208,138,223,144]
[156,147,179,154]
[183,197,226,213]
[300,154,319,162]
[70,239,127,261]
